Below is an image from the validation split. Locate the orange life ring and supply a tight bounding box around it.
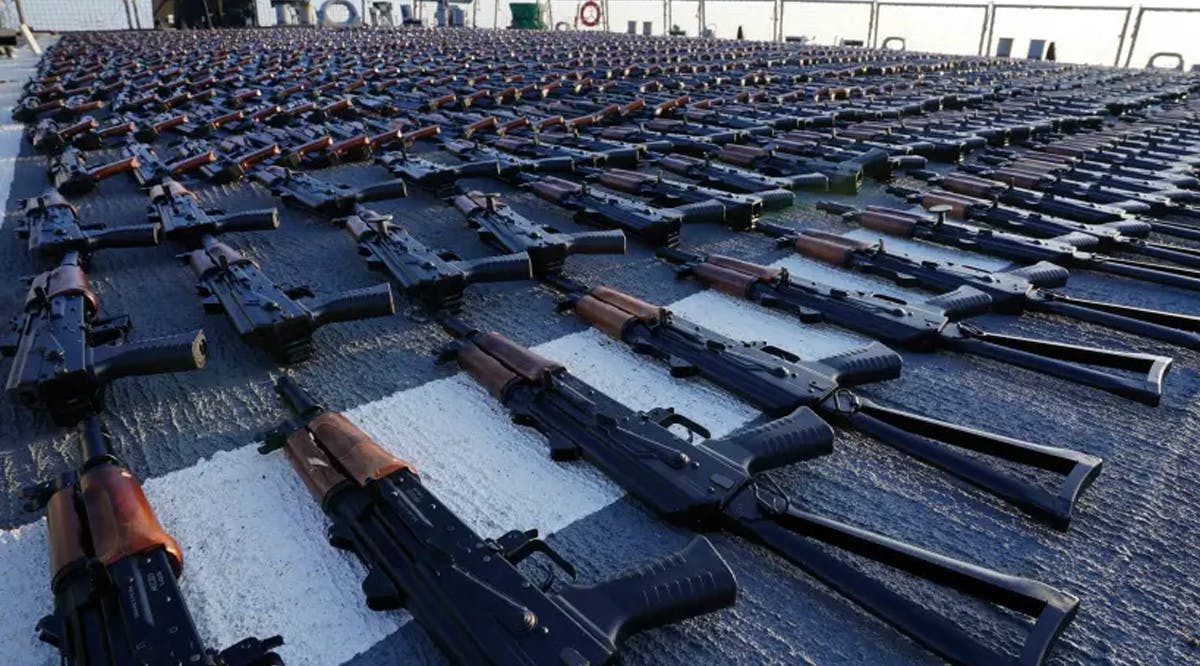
[578,0,601,27]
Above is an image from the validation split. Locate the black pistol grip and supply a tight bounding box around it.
[356,179,409,202]
[88,223,161,251]
[672,200,727,225]
[565,230,628,255]
[925,286,995,320]
[93,329,208,382]
[816,342,903,386]
[218,208,281,234]
[307,283,396,326]
[1005,261,1071,288]
[557,536,736,645]
[706,407,834,474]
[458,252,533,285]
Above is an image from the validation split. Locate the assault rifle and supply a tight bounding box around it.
[377,152,501,196]
[148,179,279,248]
[29,117,97,153]
[183,236,395,363]
[333,205,531,311]
[904,172,1200,242]
[19,189,160,266]
[574,166,768,230]
[785,213,1200,350]
[442,327,1081,665]
[878,193,1200,291]
[123,140,218,188]
[654,152,818,200]
[48,147,140,196]
[658,249,1172,405]
[261,376,736,665]
[713,144,878,195]
[1,252,207,425]
[556,282,1101,527]
[169,138,282,183]
[518,173,682,246]
[252,166,409,216]
[22,418,285,666]
[454,190,626,276]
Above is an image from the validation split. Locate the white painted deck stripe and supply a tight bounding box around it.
[0,45,46,230]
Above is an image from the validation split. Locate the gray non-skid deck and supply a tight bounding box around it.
[1,40,1199,666]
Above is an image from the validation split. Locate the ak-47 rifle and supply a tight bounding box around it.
[555,282,1101,528]
[148,179,279,248]
[442,327,1081,665]
[874,194,1200,292]
[23,417,285,666]
[518,173,682,247]
[19,189,160,266]
[260,376,736,665]
[168,137,282,183]
[453,190,626,276]
[657,249,1172,405]
[48,146,140,196]
[333,205,532,311]
[575,166,766,230]
[902,172,1200,254]
[1,252,207,425]
[182,236,395,363]
[903,172,1200,243]
[252,166,409,217]
[713,144,887,195]
[778,216,1200,350]
[654,152,815,201]
[29,117,98,153]
[123,140,218,188]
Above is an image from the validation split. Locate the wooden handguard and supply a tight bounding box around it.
[857,208,920,237]
[463,116,499,138]
[81,465,183,575]
[920,190,988,218]
[29,263,100,315]
[575,286,662,339]
[597,169,650,192]
[88,156,140,182]
[168,150,219,176]
[791,232,867,266]
[188,241,256,277]
[989,167,1050,189]
[284,428,349,503]
[940,173,1003,198]
[477,332,564,383]
[309,412,412,484]
[150,178,193,202]
[706,255,783,281]
[45,487,87,586]
[458,341,520,397]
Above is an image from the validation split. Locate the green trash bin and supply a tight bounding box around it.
[509,2,546,29]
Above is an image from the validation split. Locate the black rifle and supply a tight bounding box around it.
[905,172,1200,242]
[148,179,280,248]
[123,140,218,188]
[334,205,532,311]
[182,236,395,363]
[29,117,97,153]
[262,376,737,665]
[253,166,409,217]
[658,250,1172,405]
[575,166,765,230]
[519,173,682,247]
[453,190,626,276]
[786,213,1200,350]
[908,172,1200,258]
[714,144,886,195]
[172,138,283,183]
[1,252,207,425]
[443,328,1080,665]
[871,196,1200,292]
[558,283,1101,528]
[653,152,814,202]
[377,152,501,196]
[19,189,160,266]
[23,417,284,666]
[48,147,141,196]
